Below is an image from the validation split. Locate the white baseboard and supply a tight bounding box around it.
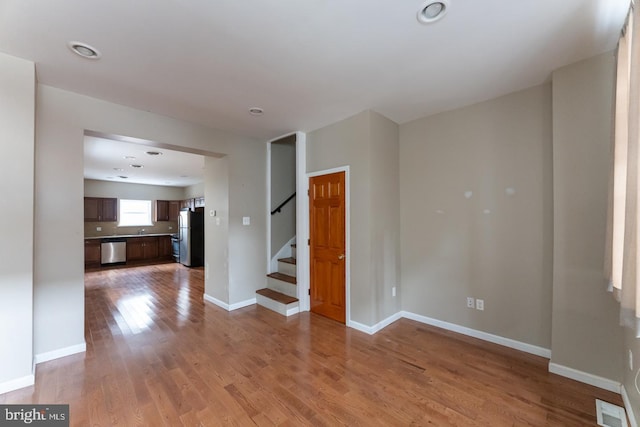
[229,298,257,311]
[348,312,403,335]
[203,294,256,312]
[34,342,86,364]
[0,373,34,395]
[401,311,552,358]
[548,363,621,393]
[622,385,639,427]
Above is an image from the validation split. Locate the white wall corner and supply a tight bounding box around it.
[348,312,403,335]
[204,294,256,312]
[548,363,621,394]
[0,373,34,395]
[621,385,639,427]
[203,293,230,310]
[400,311,552,358]
[34,342,86,364]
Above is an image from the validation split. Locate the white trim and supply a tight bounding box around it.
[266,140,272,273]
[229,298,257,311]
[34,342,86,364]
[307,166,351,326]
[204,293,230,310]
[401,311,552,358]
[296,132,310,311]
[548,363,621,393]
[203,294,256,311]
[0,373,34,395]
[286,306,301,316]
[622,385,639,427]
[348,312,403,335]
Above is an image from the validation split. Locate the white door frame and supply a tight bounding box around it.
[304,166,351,325]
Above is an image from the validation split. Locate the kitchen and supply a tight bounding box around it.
[83,135,206,270]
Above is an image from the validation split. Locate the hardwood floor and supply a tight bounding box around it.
[0,263,623,426]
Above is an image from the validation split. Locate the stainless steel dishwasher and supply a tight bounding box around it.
[101,238,127,265]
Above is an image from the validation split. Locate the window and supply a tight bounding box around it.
[118,199,153,227]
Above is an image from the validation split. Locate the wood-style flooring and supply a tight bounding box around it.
[0,263,624,426]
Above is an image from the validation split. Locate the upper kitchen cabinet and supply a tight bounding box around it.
[180,198,194,211]
[84,197,118,222]
[194,197,205,208]
[155,200,180,221]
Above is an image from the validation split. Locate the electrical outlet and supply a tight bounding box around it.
[168,226,173,230]
[96,226,102,232]
[476,299,484,311]
[630,349,634,371]
[466,297,475,308]
[392,286,396,297]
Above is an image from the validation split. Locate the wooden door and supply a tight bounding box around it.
[309,172,346,323]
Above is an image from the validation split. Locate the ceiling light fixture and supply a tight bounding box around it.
[113,168,124,171]
[249,107,264,116]
[130,164,143,168]
[145,151,163,156]
[124,156,136,160]
[417,0,449,24]
[67,41,101,59]
[117,175,129,179]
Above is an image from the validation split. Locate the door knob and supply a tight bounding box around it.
[338,254,345,260]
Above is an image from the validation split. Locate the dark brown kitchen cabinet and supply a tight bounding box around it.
[158,235,172,259]
[155,200,180,221]
[126,237,159,261]
[84,197,117,222]
[180,198,194,211]
[84,239,101,267]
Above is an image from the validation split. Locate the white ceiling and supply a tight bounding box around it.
[0,0,630,141]
[84,136,204,187]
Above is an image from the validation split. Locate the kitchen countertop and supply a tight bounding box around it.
[84,233,176,240]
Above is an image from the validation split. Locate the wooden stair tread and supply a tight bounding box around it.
[267,272,297,284]
[291,244,297,248]
[256,288,298,304]
[278,257,297,265]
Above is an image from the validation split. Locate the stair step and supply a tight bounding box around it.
[256,288,298,304]
[278,257,296,265]
[256,288,300,317]
[267,272,296,284]
[291,244,297,248]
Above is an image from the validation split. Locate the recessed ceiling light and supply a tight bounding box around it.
[180,175,188,178]
[124,156,136,160]
[130,164,143,168]
[417,0,449,24]
[67,41,101,59]
[249,107,264,116]
[145,151,162,156]
[113,168,124,171]
[118,175,129,179]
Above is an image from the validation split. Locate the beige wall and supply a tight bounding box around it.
[34,84,266,357]
[551,53,623,382]
[399,84,554,348]
[0,53,35,388]
[307,110,400,326]
[204,156,230,303]
[183,183,204,199]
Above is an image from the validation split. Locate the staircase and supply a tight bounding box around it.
[256,243,299,316]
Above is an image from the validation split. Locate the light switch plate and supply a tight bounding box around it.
[243,216,250,225]
[476,299,484,311]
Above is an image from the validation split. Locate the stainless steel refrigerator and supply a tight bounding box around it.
[178,208,204,267]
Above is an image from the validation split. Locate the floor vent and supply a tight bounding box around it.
[596,399,628,427]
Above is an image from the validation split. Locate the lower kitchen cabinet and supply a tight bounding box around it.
[126,237,159,262]
[158,235,172,259]
[84,239,101,267]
